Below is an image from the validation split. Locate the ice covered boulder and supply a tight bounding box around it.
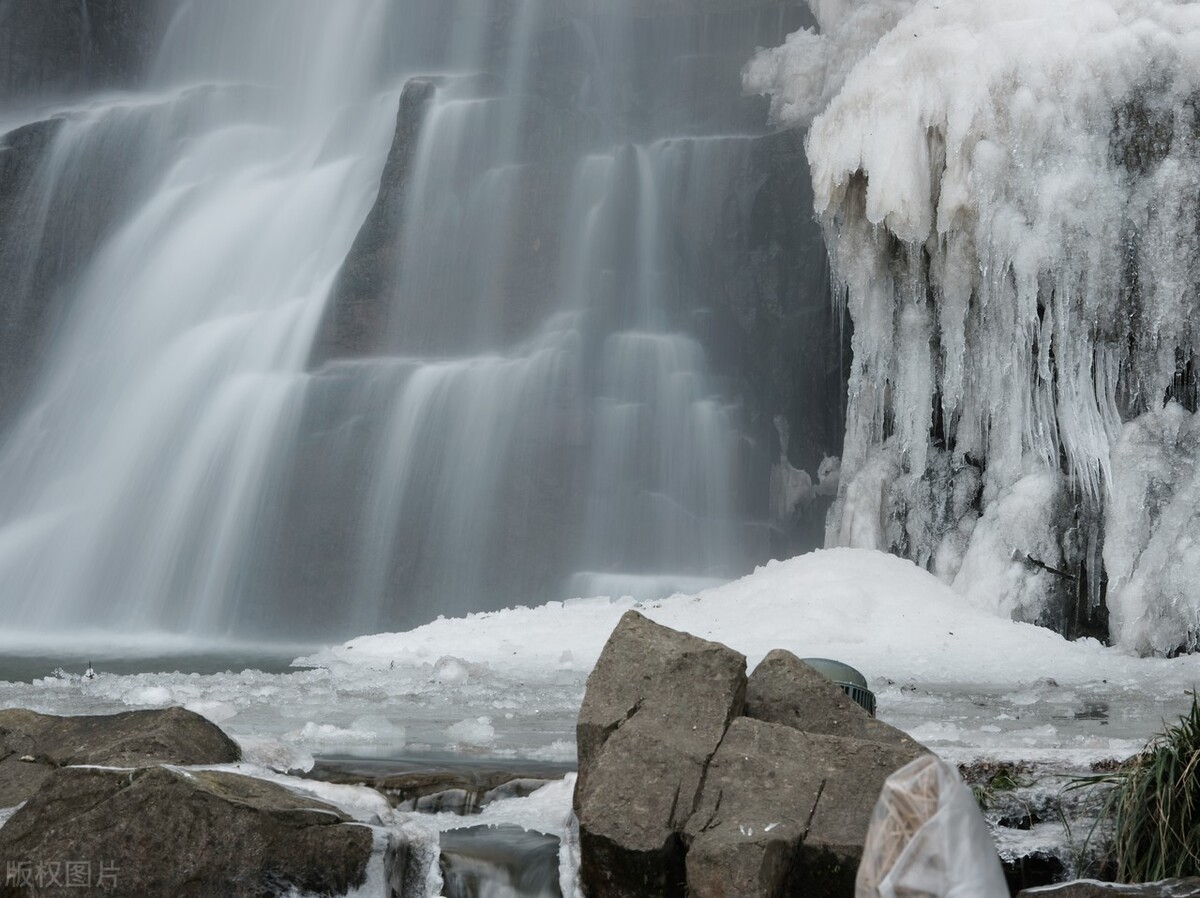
[0,765,373,898]
[574,610,747,897]
[0,706,240,806]
[685,717,927,898]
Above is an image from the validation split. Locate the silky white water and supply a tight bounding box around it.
[0,2,813,640]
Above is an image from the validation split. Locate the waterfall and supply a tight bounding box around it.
[0,1,835,642]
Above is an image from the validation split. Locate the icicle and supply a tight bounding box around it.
[753,0,1200,649]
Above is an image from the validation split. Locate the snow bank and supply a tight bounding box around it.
[5,548,1200,765]
[306,548,1186,689]
[747,0,1200,651]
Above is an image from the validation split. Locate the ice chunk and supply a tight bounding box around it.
[123,685,173,706]
[446,716,496,749]
[233,735,314,774]
[743,0,919,127]
[1106,404,1200,654]
[184,699,237,723]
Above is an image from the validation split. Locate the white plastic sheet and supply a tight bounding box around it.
[856,754,1009,898]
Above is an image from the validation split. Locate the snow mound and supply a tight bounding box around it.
[309,548,1172,688]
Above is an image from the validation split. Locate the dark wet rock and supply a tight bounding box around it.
[684,717,927,898]
[1003,846,1071,893]
[744,649,919,749]
[312,77,437,364]
[0,707,239,806]
[388,776,551,815]
[574,611,746,898]
[307,757,569,814]
[0,85,237,425]
[0,0,162,101]
[0,116,68,421]
[1018,880,1200,898]
[0,765,371,898]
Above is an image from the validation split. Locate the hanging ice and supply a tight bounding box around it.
[747,0,1200,653]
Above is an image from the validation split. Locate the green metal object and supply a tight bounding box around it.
[801,657,877,717]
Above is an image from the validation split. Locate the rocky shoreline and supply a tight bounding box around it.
[1,619,1194,896]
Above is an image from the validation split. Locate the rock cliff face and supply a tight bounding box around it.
[0,1,846,639]
[0,0,161,102]
[316,8,841,478]
[291,2,845,628]
[0,82,224,422]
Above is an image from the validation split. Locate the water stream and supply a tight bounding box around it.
[0,1,827,643]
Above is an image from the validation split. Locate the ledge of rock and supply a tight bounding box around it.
[574,613,931,898]
[0,765,373,898]
[310,75,437,364]
[1018,881,1200,897]
[0,706,241,806]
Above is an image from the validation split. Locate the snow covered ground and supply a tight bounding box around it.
[1,549,1196,770]
[3,548,1198,888]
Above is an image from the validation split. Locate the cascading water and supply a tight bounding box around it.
[0,1,402,638]
[0,1,836,643]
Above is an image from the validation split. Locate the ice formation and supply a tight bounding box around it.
[747,0,1200,653]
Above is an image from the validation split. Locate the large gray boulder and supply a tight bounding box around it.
[574,611,747,897]
[0,707,240,806]
[0,765,373,898]
[573,619,936,898]
[744,649,920,749]
[684,717,927,898]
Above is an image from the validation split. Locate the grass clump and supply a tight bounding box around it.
[965,764,1027,811]
[1080,694,1200,880]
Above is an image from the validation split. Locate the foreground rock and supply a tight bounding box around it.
[1017,881,1200,897]
[575,611,747,897]
[574,618,931,898]
[687,651,926,898]
[744,649,917,747]
[0,766,372,898]
[685,718,925,898]
[0,707,240,806]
